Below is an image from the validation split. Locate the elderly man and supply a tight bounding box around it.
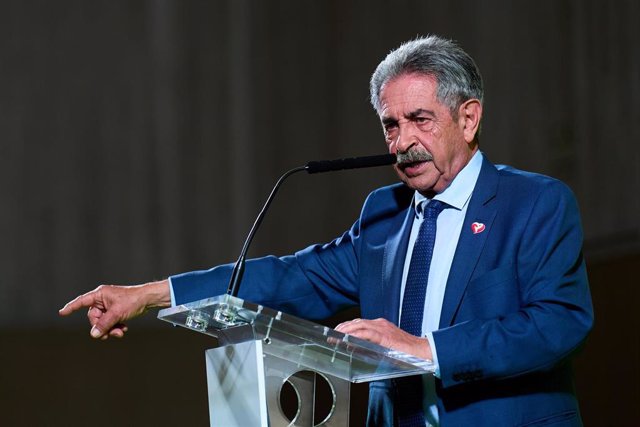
[60,36,593,426]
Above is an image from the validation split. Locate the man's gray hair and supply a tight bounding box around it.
[370,35,484,117]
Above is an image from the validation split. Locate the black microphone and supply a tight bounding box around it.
[305,153,396,174]
[226,153,397,297]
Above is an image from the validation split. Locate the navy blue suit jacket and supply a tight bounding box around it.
[172,157,593,426]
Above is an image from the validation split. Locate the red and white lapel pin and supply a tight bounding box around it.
[471,222,486,234]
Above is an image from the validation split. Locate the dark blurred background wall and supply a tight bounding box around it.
[1,1,638,425]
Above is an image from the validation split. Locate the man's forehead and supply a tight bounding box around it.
[380,73,437,95]
[379,85,440,120]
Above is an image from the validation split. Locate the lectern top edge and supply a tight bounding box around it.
[158,294,435,384]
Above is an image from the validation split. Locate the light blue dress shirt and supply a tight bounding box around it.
[398,150,483,426]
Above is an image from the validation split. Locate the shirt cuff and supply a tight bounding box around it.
[426,332,441,378]
[168,277,177,307]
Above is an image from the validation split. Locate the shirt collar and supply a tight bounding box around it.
[413,150,484,217]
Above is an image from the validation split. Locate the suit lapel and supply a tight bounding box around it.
[439,158,499,328]
[382,201,414,326]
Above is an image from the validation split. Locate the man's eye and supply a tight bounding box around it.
[384,123,398,132]
[415,117,430,124]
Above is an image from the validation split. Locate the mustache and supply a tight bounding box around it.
[396,149,433,165]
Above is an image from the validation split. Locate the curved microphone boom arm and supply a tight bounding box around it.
[226,153,396,297]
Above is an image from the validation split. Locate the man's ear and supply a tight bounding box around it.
[458,99,482,143]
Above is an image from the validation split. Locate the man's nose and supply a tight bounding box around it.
[396,121,418,153]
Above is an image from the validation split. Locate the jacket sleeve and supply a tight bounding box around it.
[433,181,593,388]
[170,214,368,321]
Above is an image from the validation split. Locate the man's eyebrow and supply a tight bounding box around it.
[406,108,435,119]
[381,108,436,125]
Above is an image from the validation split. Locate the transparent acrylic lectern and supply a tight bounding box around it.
[158,294,435,426]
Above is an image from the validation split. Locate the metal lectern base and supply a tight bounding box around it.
[206,340,350,426]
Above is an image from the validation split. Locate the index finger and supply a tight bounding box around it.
[335,318,368,334]
[58,291,99,316]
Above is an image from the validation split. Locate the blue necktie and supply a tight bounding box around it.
[396,199,448,427]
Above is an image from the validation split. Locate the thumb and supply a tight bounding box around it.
[90,325,103,339]
[90,311,121,339]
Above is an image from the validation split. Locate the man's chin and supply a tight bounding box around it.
[398,176,437,196]
[401,177,434,195]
